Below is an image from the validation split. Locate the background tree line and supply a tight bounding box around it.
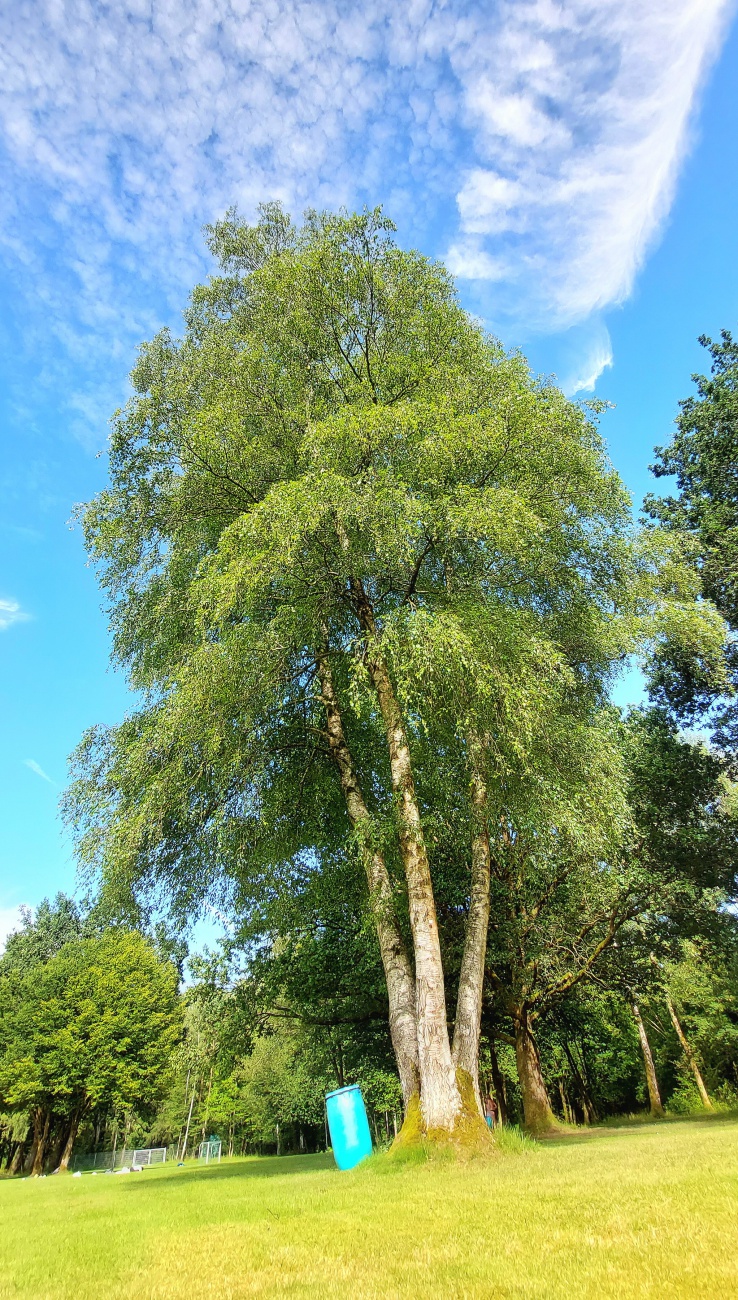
[3,878,737,1175]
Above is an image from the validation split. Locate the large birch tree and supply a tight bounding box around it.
[67,206,722,1143]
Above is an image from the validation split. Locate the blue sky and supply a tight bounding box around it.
[1,0,737,946]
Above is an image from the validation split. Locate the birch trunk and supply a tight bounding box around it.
[350,580,461,1131]
[632,1003,665,1117]
[451,741,491,1112]
[318,648,420,1105]
[514,1009,557,1133]
[180,1083,196,1159]
[666,996,713,1109]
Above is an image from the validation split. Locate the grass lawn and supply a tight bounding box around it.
[1,1114,737,1298]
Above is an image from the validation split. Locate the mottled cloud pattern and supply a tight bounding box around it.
[0,0,731,413]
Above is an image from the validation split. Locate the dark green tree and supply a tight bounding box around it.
[0,894,85,976]
[645,331,738,738]
[481,707,738,1130]
[0,931,182,1173]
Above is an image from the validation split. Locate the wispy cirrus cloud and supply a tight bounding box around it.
[563,321,615,397]
[0,0,732,428]
[23,759,54,785]
[449,0,733,327]
[0,597,30,631]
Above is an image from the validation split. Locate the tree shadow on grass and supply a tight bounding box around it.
[124,1152,336,1191]
[539,1108,738,1148]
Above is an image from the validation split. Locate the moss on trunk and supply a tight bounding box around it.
[389,1071,494,1161]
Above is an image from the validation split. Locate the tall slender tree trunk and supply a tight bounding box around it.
[558,1080,574,1125]
[180,1083,196,1159]
[50,1119,70,1172]
[317,647,420,1105]
[26,1110,41,1174]
[488,1040,508,1126]
[452,738,491,1112]
[58,1105,85,1172]
[200,1066,214,1144]
[350,582,461,1132]
[632,1003,665,1118]
[514,1008,557,1133]
[666,996,713,1110]
[9,1132,28,1176]
[31,1109,51,1176]
[563,1041,597,1124]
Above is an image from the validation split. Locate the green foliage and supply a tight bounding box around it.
[0,894,85,976]
[0,931,182,1124]
[647,331,738,626]
[55,208,738,1146]
[64,205,717,942]
[645,331,738,738]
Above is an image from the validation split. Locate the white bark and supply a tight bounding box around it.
[452,739,491,1112]
[318,647,420,1104]
[667,996,712,1110]
[350,578,461,1131]
[633,1003,665,1117]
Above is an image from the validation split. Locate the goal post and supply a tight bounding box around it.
[71,1146,167,1173]
[197,1139,222,1165]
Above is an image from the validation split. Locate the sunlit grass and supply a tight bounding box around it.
[1,1115,737,1298]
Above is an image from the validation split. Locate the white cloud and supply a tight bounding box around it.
[446,243,510,282]
[452,0,732,327]
[0,906,24,954]
[563,322,614,396]
[456,171,527,236]
[0,598,30,631]
[0,0,731,419]
[23,759,54,785]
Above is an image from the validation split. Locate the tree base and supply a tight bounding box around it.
[523,1112,564,1138]
[389,1071,495,1161]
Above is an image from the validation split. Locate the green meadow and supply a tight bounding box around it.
[1,1115,737,1299]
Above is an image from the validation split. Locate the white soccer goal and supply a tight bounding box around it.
[71,1146,167,1173]
[198,1139,222,1164]
[130,1147,167,1167]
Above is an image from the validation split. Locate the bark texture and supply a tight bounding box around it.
[9,1137,26,1176]
[58,1107,84,1172]
[563,1041,597,1124]
[350,580,461,1131]
[317,648,420,1105]
[632,1003,665,1117]
[558,1080,574,1125]
[452,743,491,1112]
[514,1010,558,1133]
[667,996,712,1109]
[30,1108,50,1176]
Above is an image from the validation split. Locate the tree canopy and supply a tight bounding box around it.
[0,925,182,1172]
[65,205,728,1143]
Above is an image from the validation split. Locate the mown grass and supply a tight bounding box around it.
[1,1114,737,1298]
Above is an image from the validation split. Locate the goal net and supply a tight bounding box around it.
[197,1139,222,1164]
[71,1146,167,1173]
